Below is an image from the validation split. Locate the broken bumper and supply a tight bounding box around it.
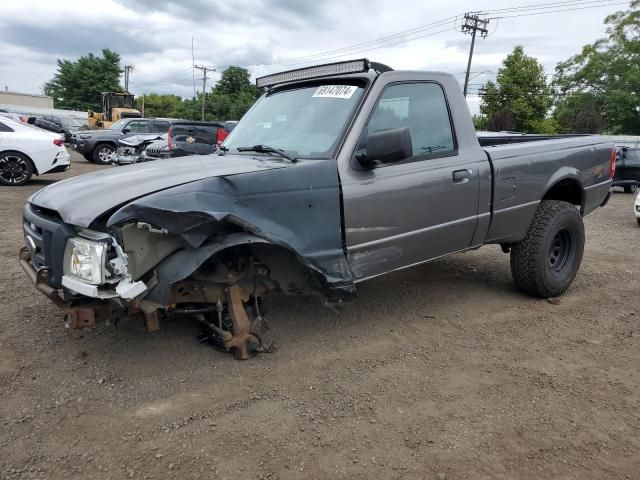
[19,247,111,328]
[19,246,66,308]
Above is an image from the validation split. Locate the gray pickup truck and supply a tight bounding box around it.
[20,59,614,359]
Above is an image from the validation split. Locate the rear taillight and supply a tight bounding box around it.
[609,148,616,178]
[167,127,173,151]
[53,138,64,147]
[217,128,229,144]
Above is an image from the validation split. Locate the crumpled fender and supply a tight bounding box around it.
[107,159,355,299]
[144,232,271,304]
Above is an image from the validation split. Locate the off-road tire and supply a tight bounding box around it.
[624,184,638,194]
[510,200,585,298]
[92,144,115,164]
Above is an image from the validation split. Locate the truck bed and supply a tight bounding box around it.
[477,132,587,147]
[480,135,613,244]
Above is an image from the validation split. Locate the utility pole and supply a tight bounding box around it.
[194,65,214,121]
[462,13,489,98]
[124,65,134,92]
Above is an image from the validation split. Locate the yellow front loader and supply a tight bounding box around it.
[87,92,141,129]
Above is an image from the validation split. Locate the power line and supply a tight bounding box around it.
[260,15,461,67]
[486,1,628,20]
[130,67,193,87]
[128,0,629,94]
[478,0,621,14]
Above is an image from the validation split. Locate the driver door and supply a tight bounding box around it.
[341,82,482,280]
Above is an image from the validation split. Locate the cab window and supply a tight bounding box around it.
[125,121,151,133]
[367,83,455,160]
[153,120,170,132]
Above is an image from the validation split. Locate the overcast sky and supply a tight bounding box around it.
[0,0,628,114]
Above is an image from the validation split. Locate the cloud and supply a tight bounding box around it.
[112,0,337,26]
[0,0,622,115]
[0,21,158,57]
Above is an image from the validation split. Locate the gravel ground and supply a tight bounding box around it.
[1,150,639,480]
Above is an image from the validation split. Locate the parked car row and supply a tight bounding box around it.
[34,115,88,142]
[0,116,70,186]
[613,146,640,193]
[70,117,236,165]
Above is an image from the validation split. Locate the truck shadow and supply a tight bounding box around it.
[51,247,522,364]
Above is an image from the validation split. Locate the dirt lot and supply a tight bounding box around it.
[1,151,639,480]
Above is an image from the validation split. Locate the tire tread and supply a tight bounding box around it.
[510,200,583,298]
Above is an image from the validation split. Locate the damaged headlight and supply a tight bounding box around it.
[63,237,106,285]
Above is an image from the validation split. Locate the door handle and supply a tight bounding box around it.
[452,169,472,184]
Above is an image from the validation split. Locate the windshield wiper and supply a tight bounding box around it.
[236,144,297,162]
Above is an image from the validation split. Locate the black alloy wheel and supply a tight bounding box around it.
[0,152,33,186]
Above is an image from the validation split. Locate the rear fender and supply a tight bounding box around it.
[542,167,584,202]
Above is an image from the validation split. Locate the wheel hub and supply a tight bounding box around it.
[0,155,28,184]
[548,229,572,275]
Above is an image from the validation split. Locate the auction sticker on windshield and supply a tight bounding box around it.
[312,85,358,99]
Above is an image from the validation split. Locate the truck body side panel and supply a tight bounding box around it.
[106,159,354,299]
[484,137,613,243]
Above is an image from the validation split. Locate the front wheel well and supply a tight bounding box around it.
[542,179,583,206]
[199,243,320,297]
[92,141,115,153]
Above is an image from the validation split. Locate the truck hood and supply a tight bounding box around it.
[29,154,291,227]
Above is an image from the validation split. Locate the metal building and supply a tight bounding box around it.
[0,90,54,109]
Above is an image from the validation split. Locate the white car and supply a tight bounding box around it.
[0,116,70,186]
[635,191,640,226]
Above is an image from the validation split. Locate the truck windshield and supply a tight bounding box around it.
[223,84,364,158]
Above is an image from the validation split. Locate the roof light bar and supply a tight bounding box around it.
[256,59,371,88]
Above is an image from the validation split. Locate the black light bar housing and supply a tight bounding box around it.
[256,59,392,89]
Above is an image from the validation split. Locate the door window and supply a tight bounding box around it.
[125,121,151,133]
[153,120,170,132]
[367,83,455,160]
[626,149,640,165]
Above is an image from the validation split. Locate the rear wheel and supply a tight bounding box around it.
[624,184,638,194]
[510,200,585,298]
[0,151,33,186]
[92,144,115,164]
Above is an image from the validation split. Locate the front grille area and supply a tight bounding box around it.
[23,204,71,288]
[144,140,171,159]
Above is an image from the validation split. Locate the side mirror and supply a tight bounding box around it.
[355,127,412,168]
[122,127,131,134]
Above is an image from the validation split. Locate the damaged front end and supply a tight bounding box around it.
[21,157,355,359]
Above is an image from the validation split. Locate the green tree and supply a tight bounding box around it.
[44,49,123,111]
[553,92,606,133]
[472,114,488,130]
[479,46,553,132]
[135,93,184,118]
[553,1,640,134]
[207,66,260,120]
